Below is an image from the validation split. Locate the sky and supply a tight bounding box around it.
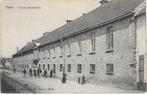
[0,0,100,58]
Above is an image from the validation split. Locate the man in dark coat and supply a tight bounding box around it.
[29,68,32,77]
[34,69,37,77]
[81,75,86,84]
[37,68,40,78]
[62,72,67,83]
[44,69,47,78]
[13,68,16,73]
[23,69,26,78]
[50,70,53,77]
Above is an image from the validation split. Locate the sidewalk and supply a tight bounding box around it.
[1,69,143,93]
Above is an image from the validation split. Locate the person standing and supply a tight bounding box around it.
[23,69,26,78]
[62,72,67,83]
[34,69,37,77]
[44,69,47,78]
[13,68,16,73]
[37,68,40,78]
[50,69,53,77]
[29,68,32,77]
[81,75,86,84]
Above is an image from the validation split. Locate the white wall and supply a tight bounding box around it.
[136,14,146,83]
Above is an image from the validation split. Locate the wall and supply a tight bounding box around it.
[136,14,146,83]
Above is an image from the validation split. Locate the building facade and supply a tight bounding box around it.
[12,0,146,90]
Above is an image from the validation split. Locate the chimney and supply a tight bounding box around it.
[66,20,72,24]
[99,0,110,7]
[82,13,86,16]
[16,47,19,52]
[32,39,35,42]
[43,32,49,36]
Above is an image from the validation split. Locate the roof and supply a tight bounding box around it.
[133,1,146,17]
[13,37,44,56]
[13,0,145,57]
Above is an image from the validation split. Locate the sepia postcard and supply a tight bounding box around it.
[0,0,146,93]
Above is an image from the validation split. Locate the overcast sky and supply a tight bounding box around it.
[0,0,100,58]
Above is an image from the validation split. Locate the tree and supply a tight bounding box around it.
[1,58,6,68]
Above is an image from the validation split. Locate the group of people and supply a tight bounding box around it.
[22,68,67,83]
[15,67,86,84]
[22,68,55,78]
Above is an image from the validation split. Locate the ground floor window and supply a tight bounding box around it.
[67,64,71,72]
[60,64,63,71]
[48,64,50,71]
[27,64,29,69]
[53,64,56,73]
[106,64,114,75]
[43,64,45,70]
[77,64,82,73]
[90,64,95,74]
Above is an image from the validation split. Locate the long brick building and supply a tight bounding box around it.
[12,0,146,90]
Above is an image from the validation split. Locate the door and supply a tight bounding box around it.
[139,55,144,82]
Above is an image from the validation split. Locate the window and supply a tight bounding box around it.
[90,32,96,52]
[43,64,45,70]
[106,64,114,75]
[51,48,55,58]
[48,64,50,71]
[106,26,113,50]
[53,48,56,58]
[27,64,29,69]
[48,49,50,58]
[45,50,50,59]
[67,40,71,56]
[77,64,82,73]
[60,39,64,57]
[67,64,71,72]
[60,64,63,71]
[90,64,95,74]
[59,46,63,58]
[53,64,56,71]
[77,36,82,54]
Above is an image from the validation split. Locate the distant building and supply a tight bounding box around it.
[12,0,146,90]
[0,57,13,69]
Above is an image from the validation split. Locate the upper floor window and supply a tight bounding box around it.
[53,48,56,58]
[106,26,113,50]
[67,40,71,56]
[77,36,82,54]
[90,32,96,52]
[44,50,49,59]
[60,39,64,57]
[59,46,63,58]
[48,49,50,58]
[50,47,55,58]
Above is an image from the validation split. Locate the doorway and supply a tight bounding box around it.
[139,55,144,83]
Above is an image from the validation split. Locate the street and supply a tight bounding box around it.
[0,69,144,93]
